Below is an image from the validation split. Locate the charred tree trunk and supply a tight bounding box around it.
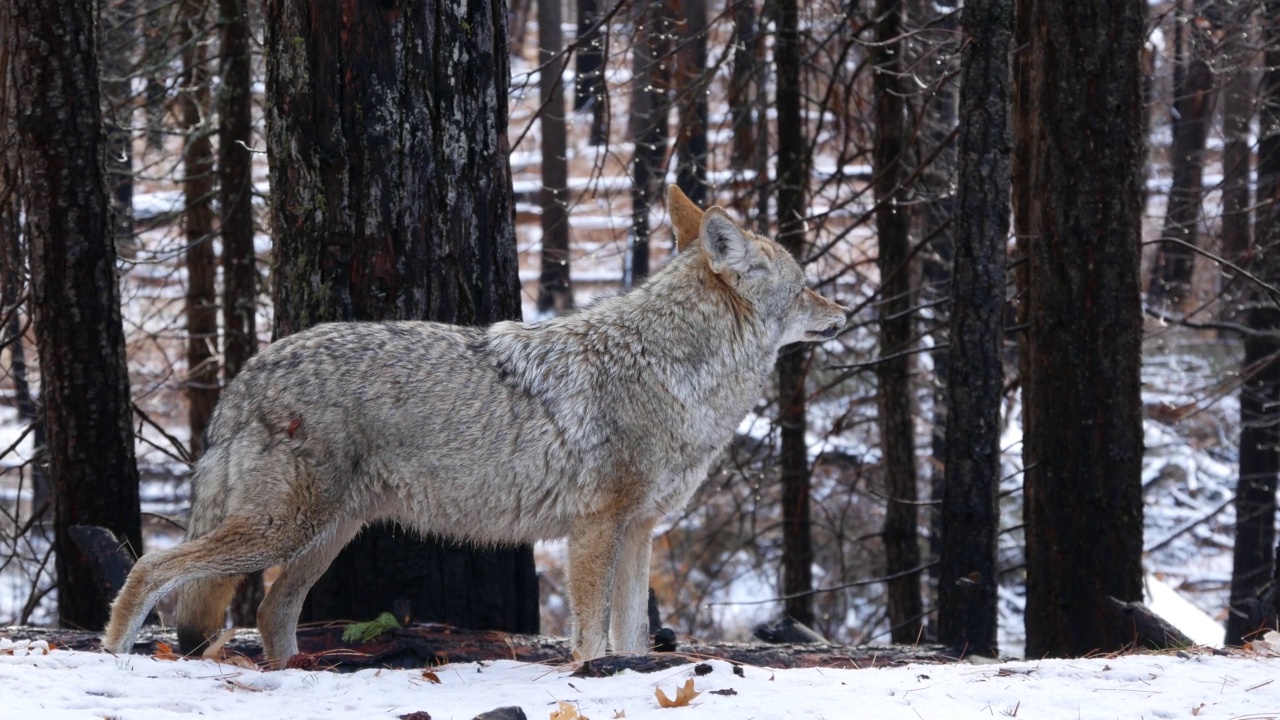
[218,0,261,628]
[1150,0,1215,311]
[10,0,142,630]
[1227,0,1280,647]
[627,0,670,287]
[100,0,136,257]
[936,0,1011,659]
[266,0,538,634]
[1220,3,1254,327]
[1015,0,1146,658]
[674,0,708,208]
[729,0,757,174]
[219,0,256,382]
[0,28,48,521]
[178,0,219,459]
[775,0,814,628]
[536,0,573,316]
[142,0,169,152]
[906,0,959,613]
[873,0,923,645]
[575,0,607,146]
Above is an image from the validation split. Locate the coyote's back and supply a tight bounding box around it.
[103,185,847,664]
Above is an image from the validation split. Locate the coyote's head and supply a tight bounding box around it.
[667,185,848,347]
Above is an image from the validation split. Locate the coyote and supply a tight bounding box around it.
[103,185,848,665]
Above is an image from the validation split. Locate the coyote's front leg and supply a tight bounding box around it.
[609,518,656,653]
[567,519,624,660]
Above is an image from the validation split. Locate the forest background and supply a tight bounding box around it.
[1,0,1277,662]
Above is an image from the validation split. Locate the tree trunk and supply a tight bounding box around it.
[775,0,813,628]
[627,0,670,287]
[906,0,958,617]
[936,0,1011,659]
[219,0,256,382]
[728,0,757,174]
[1227,0,1280,647]
[1219,2,1254,332]
[536,0,573,316]
[508,0,531,59]
[1015,0,1146,658]
[575,0,607,146]
[10,0,142,630]
[265,0,538,634]
[1149,0,1214,311]
[178,0,219,459]
[0,23,48,521]
[100,0,136,257]
[142,0,169,152]
[674,0,708,208]
[873,0,923,645]
[218,0,261,629]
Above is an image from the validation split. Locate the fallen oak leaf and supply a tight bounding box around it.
[153,642,181,661]
[421,670,442,684]
[655,678,700,708]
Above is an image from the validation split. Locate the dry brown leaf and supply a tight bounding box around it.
[153,642,181,661]
[551,700,586,720]
[612,711,626,719]
[655,678,700,708]
[1191,703,1204,716]
[421,670,442,684]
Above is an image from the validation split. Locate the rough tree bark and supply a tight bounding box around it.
[936,0,1011,659]
[264,0,538,634]
[536,0,573,315]
[728,0,757,174]
[0,11,48,520]
[1015,0,1146,658]
[10,0,142,630]
[627,0,671,286]
[1227,0,1280,647]
[100,0,136,256]
[906,0,958,609]
[178,0,219,459]
[575,0,607,146]
[775,0,814,628]
[217,0,262,629]
[674,0,708,208]
[1150,0,1215,310]
[1221,9,1253,266]
[218,0,256,382]
[873,0,924,644]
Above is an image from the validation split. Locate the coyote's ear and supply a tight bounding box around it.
[668,184,705,252]
[700,207,755,277]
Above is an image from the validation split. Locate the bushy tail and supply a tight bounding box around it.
[172,443,240,654]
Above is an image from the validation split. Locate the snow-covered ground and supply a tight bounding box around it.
[2,638,1277,720]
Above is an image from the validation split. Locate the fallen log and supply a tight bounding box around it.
[2,623,954,672]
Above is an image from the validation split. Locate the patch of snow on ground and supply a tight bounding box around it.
[1,639,1277,719]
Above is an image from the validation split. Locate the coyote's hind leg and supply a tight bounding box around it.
[256,517,364,665]
[103,515,314,656]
